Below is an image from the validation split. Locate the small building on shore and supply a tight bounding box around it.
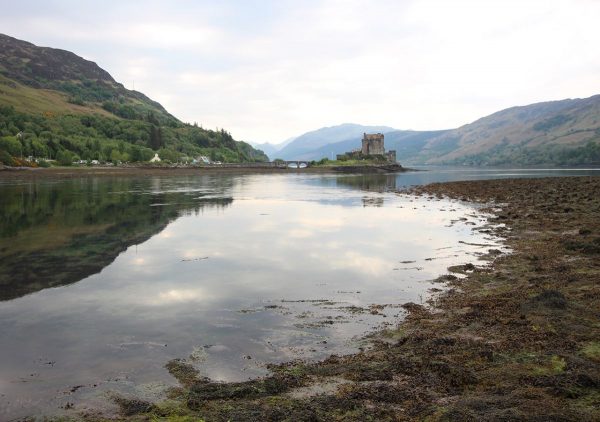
[150,153,161,163]
[337,133,396,162]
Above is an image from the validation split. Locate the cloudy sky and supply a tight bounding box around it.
[1,0,599,143]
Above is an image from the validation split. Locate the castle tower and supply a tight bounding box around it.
[361,133,385,155]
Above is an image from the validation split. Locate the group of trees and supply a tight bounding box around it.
[451,140,600,166]
[0,105,268,166]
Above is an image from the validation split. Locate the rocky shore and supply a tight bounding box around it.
[80,176,600,421]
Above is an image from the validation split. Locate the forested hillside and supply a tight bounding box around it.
[0,34,267,166]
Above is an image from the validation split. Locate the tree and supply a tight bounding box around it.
[149,125,163,150]
[0,136,22,157]
[157,148,179,162]
[110,149,122,163]
[31,139,48,158]
[56,150,74,166]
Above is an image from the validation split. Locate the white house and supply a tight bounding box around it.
[192,155,211,164]
[150,153,161,163]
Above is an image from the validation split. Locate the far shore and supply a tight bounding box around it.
[0,163,409,179]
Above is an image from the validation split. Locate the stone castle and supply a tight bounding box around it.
[337,133,396,162]
[362,133,385,155]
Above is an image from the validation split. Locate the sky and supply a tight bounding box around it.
[1,0,599,144]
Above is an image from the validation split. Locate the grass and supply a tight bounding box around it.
[582,341,600,361]
[531,355,567,376]
[0,74,112,116]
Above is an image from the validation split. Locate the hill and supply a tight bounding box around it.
[416,95,600,165]
[280,97,600,166]
[0,34,268,166]
[295,129,449,162]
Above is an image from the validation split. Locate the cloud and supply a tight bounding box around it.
[1,0,599,142]
[154,288,206,305]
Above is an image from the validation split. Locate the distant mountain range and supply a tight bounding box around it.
[259,96,600,166]
[253,124,397,160]
[251,136,297,159]
[0,34,267,165]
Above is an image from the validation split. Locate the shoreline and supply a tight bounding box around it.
[95,176,600,421]
[0,163,408,179]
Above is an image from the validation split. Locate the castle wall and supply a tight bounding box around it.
[361,138,369,155]
[361,133,385,155]
[369,139,385,155]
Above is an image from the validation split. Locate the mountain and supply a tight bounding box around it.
[294,129,449,162]
[0,34,175,123]
[281,97,600,166]
[252,142,280,160]
[0,34,268,165]
[276,123,397,160]
[413,95,600,165]
[251,136,297,160]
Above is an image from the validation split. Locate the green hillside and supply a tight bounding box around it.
[0,34,268,166]
[418,95,600,166]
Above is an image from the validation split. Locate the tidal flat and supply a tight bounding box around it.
[94,176,600,421]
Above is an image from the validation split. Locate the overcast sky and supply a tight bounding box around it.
[2,0,599,143]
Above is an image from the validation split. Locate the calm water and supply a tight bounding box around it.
[0,168,597,418]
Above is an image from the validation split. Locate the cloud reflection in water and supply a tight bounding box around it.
[0,173,504,419]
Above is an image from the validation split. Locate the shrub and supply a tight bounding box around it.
[0,149,15,165]
[56,150,75,166]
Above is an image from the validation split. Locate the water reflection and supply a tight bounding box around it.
[335,174,397,192]
[361,196,384,207]
[0,177,233,301]
[335,175,397,207]
[0,172,504,419]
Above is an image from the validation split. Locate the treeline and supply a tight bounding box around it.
[0,105,267,166]
[450,139,600,166]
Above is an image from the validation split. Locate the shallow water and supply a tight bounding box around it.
[1,168,593,418]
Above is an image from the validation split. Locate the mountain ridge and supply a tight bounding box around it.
[0,33,180,124]
[274,96,600,165]
[418,94,600,165]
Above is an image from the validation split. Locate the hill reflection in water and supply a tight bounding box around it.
[0,176,233,301]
